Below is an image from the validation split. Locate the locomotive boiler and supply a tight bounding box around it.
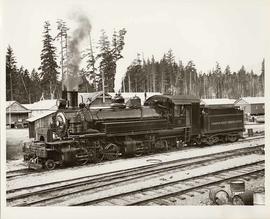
[23,90,245,170]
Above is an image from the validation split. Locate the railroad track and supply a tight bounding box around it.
[90,161,264,206]
[6,168,34,179]
[6,135,264,179]
[6,144,264,206]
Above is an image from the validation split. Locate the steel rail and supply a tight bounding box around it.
[73,161,264,206]
[7,145,264,206]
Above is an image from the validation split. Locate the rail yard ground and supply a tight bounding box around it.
[5,122,265,206]
[5,135,265,206]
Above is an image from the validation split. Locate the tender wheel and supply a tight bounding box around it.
[205,137,214,146]
[206,136,219,146]
[134,142,144,157]
[104,143,119,161]
[155,140,168,151]
[75,148,89,165]
[45,159,56,170]
[227,135,238,143]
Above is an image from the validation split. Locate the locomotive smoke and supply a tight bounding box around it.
[63,10,92,91]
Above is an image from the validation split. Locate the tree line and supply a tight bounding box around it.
[121,50,265,99]
[6,19,264,104]
[6,19,126,103]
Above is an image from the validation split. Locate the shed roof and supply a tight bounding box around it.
[235,97,265,105]
[6,100,30,113]
[23,99,58,110]
[201,98,236,106]
[27,110,56,122]
[6,101,16,108]
[144,94,200,105]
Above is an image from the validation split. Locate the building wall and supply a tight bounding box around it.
[6,113,29,125]
[250,104,264,115]
[235,104,251,114]
[30,110,55,118]
[29,114,54,141]
[235,101,264,115]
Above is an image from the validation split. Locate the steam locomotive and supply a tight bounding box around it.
[23,90,244,170]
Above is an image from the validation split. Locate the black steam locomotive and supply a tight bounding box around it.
[23,91,244,170]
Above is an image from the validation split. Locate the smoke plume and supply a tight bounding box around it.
[63,10,92,91]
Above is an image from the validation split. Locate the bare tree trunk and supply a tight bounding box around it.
[128,72,131,92]
[152,68,156,92]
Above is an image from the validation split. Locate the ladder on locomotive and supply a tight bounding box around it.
[184,127,191,142]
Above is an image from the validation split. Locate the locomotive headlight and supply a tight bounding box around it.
[55,112,67,137]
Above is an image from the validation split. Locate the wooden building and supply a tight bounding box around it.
[6,101,30,128]
[234,97,264,115]
[200,98,236,108]
[23,99,58,118]
[27,111,56,141]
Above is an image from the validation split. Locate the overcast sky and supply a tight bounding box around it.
[2,0,270,91]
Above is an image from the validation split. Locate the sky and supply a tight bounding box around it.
[2,0,270,91]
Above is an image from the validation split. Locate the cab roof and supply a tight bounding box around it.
[144,94,200,106]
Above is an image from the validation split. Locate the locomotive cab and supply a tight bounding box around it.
[144,94,200,135]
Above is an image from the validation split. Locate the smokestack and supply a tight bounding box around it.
[62,85,67,100]
[67,90,78,108]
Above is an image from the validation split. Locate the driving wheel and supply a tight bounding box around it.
[45,159,56,170]
[104,143,119,160]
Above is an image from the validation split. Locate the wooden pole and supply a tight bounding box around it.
[102,70,105,103]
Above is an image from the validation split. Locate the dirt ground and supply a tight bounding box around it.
[6,128,29,160]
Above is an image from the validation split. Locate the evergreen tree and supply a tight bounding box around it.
[213,62,222,98]
[184,61,197,96]
[165,49,177,94]
[16,66,28,103]
[30,69,42,102]
[97,28,127,92]
[39,21,59,99]
[151,56,157,92]
[55,19,69,84]
[78,68,94,92]
[83,33,98,91]
[175,61,185,95]
[6,45,17,101]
